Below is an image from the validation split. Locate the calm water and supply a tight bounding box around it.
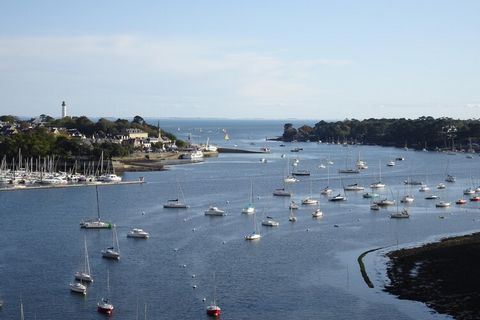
[1,120,479,319]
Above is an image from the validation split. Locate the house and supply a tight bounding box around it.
[126,128,148,139]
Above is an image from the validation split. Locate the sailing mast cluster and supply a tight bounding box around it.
[0,151,121,187]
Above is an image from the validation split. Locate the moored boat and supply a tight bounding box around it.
[127,228,150,238]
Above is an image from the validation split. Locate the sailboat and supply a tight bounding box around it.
[163,181,189,208]
[320,164,333,195]
[75,236,93,283]
[102,225,120,260]
[245,212,261,240]
[302,179,318,205]
[80,186,112,229]
[97,271,114,315]
[20,299,24,320]
[242,180,255,214]
[69,281,87,295]
[370,160,386,189]
[206,272,221,317]
[288,206,297,222]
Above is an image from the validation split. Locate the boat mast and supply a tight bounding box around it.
[96,186,101,220]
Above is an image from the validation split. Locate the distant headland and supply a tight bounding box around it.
[276,117,480,152]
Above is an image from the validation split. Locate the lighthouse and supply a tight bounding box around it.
[61,101,67,118]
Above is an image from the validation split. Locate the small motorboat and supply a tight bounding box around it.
[261,216,280,227]
[425,194,439,200]
[436,183,446,189]
[289,201,299,210]
[456,199,467,205]
[312,208,323,218]
[419,185,430,192]
[463,188,475,195]
[470,195,480,202]
[273,188,292,197]
[435,201,451,208]
[320,186,333,195]
[370,204,380,211]
[127,228,150,238]
[302,197,319,205]
[245,232,262,240]
[329,194,346,202]
[204,206,226,216]
[400,195,414,203]
[370,181,386,189]
[386,160,395,167]
[69,282,87,295]
[344,183,365,191]
[284,176,299,183]
[374,199,395,206]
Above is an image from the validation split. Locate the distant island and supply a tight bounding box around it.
[278,117,480,152]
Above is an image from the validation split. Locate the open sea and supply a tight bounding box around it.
[2,119,479,319]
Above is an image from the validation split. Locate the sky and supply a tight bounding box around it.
[0,0,479,120]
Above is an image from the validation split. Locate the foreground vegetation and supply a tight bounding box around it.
[282,117,480,151]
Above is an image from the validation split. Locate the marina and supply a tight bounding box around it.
[0,119,479,319]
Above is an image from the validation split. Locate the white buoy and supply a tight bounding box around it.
[192,285,197,289]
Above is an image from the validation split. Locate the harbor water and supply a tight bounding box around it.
[1,119,478,319]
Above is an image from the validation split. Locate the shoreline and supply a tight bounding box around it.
[112,151,218,172]
[384,232,480,319]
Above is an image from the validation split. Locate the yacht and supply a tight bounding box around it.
[261,216,280,227]
[329,194,346,202]
[284,175,299,183]
[445,174,456,183]
[312,208,323,218]
[69,282,87,295]
[127,228,150,238]
[344,183,364,191]
[370,181,386,189]
[374,199,395,206]
[400,195,415,203]
[390,209,409,219]
[80,219,112,229]
[320,186,333,195]
[204,206,226,216]
[301,197,319,205]
[291,169,310,176]
[273,188,292,197]
[289,201,299,210]
[463,188,475,195]
[163,199,189,208]
[435,201,451,208]
[98,174,122,183]
[436,183,446,189]
[419,185,430,192]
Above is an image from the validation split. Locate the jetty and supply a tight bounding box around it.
[218,147,270,154]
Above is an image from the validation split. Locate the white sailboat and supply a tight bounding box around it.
[75,236,93,283]
[102,225,120,260]
[80,186,112,229]
[245,213,261,240]
[242,180,255,214]
[370,160,386,189]
[288,206,297,222]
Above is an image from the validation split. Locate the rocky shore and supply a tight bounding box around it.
[384,233,480,320]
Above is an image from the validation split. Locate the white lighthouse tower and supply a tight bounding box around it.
[61,101,67,118]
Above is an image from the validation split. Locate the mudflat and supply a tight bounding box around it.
[385,233,480,320]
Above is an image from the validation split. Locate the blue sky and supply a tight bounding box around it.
[1,0,479,119]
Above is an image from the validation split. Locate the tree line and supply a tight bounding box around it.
[282,117,480,150]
